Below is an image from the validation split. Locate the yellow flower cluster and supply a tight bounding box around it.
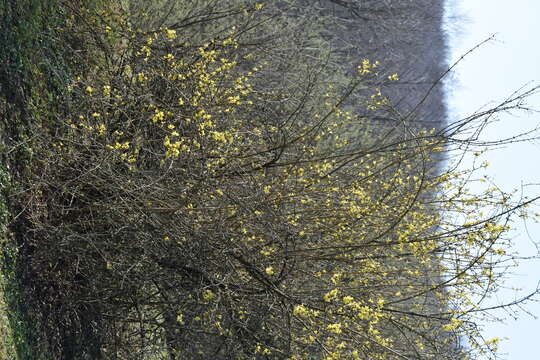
[358,58,380,75]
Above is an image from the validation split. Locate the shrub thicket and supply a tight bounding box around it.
[1,1,539,360]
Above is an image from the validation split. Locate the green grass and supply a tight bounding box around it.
[0,1,71,357]
[0,271,16,360]
[0,164,16,360]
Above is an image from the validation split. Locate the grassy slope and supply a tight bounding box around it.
[0,165,15,360]
[0,1,76,358]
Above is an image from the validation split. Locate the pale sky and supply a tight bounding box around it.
[445,1,540,359]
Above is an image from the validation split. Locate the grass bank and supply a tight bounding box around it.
[0,0,90,358]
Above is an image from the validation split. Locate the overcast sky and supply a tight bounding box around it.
[445,0,540,359]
